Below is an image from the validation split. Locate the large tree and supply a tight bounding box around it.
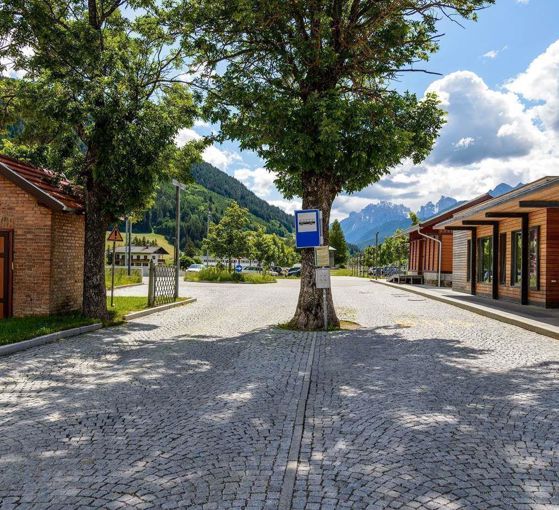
[180,0,492,329]
[0,0,201,319]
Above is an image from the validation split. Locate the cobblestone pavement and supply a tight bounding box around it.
[2,278,559,509]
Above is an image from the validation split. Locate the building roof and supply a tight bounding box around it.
[114,245,169,255]
[0,154,83,212]
[404,193,493,235]
[435,177,559,228]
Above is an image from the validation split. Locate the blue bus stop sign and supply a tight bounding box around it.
[295,209,322,249]
[235,264,243,273]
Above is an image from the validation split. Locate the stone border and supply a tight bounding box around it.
[123,298,197,320]
[113,282,144,290]
[278,332,318,510]
[372,279,559,340]
[0,323,103,357]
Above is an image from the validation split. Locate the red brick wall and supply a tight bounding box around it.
[0,174,84,317]
[50,211,84,314]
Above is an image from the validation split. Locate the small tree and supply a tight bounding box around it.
[249,228,276,272]
[329,220,348,266]
[182,0,491,329]
[203,202,250,271]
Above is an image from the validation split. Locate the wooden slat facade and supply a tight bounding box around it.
[448,201,559,308]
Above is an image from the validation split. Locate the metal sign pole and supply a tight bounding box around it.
[323,287,328,331]
[111,239,116,307]
[175,184,180,300]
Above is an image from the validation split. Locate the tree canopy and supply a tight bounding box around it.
[329,220,348,266]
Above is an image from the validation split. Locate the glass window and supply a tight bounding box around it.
[477,237,493,283]
[529,227,540,290]
[511,231,522,286]
[499,233,507,285]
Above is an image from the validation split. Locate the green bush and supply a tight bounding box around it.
[184,267,276,284]
[105,267,143,287]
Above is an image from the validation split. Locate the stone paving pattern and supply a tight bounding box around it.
[2,278,559,509]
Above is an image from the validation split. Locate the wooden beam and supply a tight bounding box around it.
[519,200,559,208]
[446,226,477,231]
[521,215,529,305]
[462,220,499,226]
[471,228,477,296]
[492,224,499,300]
[485,212,527,218]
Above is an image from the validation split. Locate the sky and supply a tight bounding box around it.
[178,0,559,221]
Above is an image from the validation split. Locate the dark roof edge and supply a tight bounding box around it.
[0,162,79,213]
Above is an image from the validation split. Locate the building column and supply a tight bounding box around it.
[521,214,529,305]
[471,228,477,296]
[492,223,499,300]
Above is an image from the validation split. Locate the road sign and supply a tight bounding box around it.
[295,209,322,248]
[315,245,330,267]
[315,267,331,289]
[235,264,243,273]
[107,226,123,243]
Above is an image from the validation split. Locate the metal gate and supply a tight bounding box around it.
[0,231,13,319]
[148,262,178,307]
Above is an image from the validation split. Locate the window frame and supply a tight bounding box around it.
[511,230,522,287]
[477,236,493,284]
[529,226,540,291]
[499,233,507,285]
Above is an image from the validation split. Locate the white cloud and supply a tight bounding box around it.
[482,46,507,60]
[234,167,277,197]
[175,128,242,170]
[426,70,543,166]
[506,39,559,134]
[268,199,301,215]
[203,146,242,170]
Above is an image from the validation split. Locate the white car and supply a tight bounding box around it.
[186,263,206,272]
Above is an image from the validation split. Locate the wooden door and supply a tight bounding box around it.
[0,231,12,319]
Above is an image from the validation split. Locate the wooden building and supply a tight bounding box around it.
[406,194,492,286]
[435,177,559,307]
[0,155,84,319]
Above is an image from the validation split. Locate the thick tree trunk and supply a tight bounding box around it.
[290,176,340,330]
[82,179,110,320]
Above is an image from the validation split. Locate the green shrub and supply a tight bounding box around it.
[184,267,276,284]
[105,267,143,287]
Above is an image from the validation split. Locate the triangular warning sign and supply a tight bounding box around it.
[107,226,123,243]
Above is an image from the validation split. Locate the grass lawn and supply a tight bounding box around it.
[105,267,143,288]
[0,314,97,346]
[1,296,186,346]
[330,268,353,276]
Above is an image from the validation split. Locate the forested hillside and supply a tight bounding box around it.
[133,163,294,254]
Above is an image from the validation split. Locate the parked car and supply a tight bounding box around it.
[242,266,262,274]
[287,264,301,277]
[270,265,285,276]
[186,263,206,273]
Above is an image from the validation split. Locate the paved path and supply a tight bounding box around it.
[2,278,559,509]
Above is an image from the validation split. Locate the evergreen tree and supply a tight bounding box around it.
[329,220,348,266]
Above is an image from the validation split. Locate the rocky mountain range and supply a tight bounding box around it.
[340,182,523,248]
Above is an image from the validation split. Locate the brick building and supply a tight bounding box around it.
[0,155,84,319]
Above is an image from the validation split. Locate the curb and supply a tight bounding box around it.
[371,279,559,340]
[113,282,144,290]
[124,298,197,320]
[0,323,104,357]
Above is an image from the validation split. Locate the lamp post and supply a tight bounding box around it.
[172,179,187,300]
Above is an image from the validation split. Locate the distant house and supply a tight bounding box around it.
[405,194,492,286]
[435,177,559,307]
[113,245,169,267]
[0,155,84,319]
